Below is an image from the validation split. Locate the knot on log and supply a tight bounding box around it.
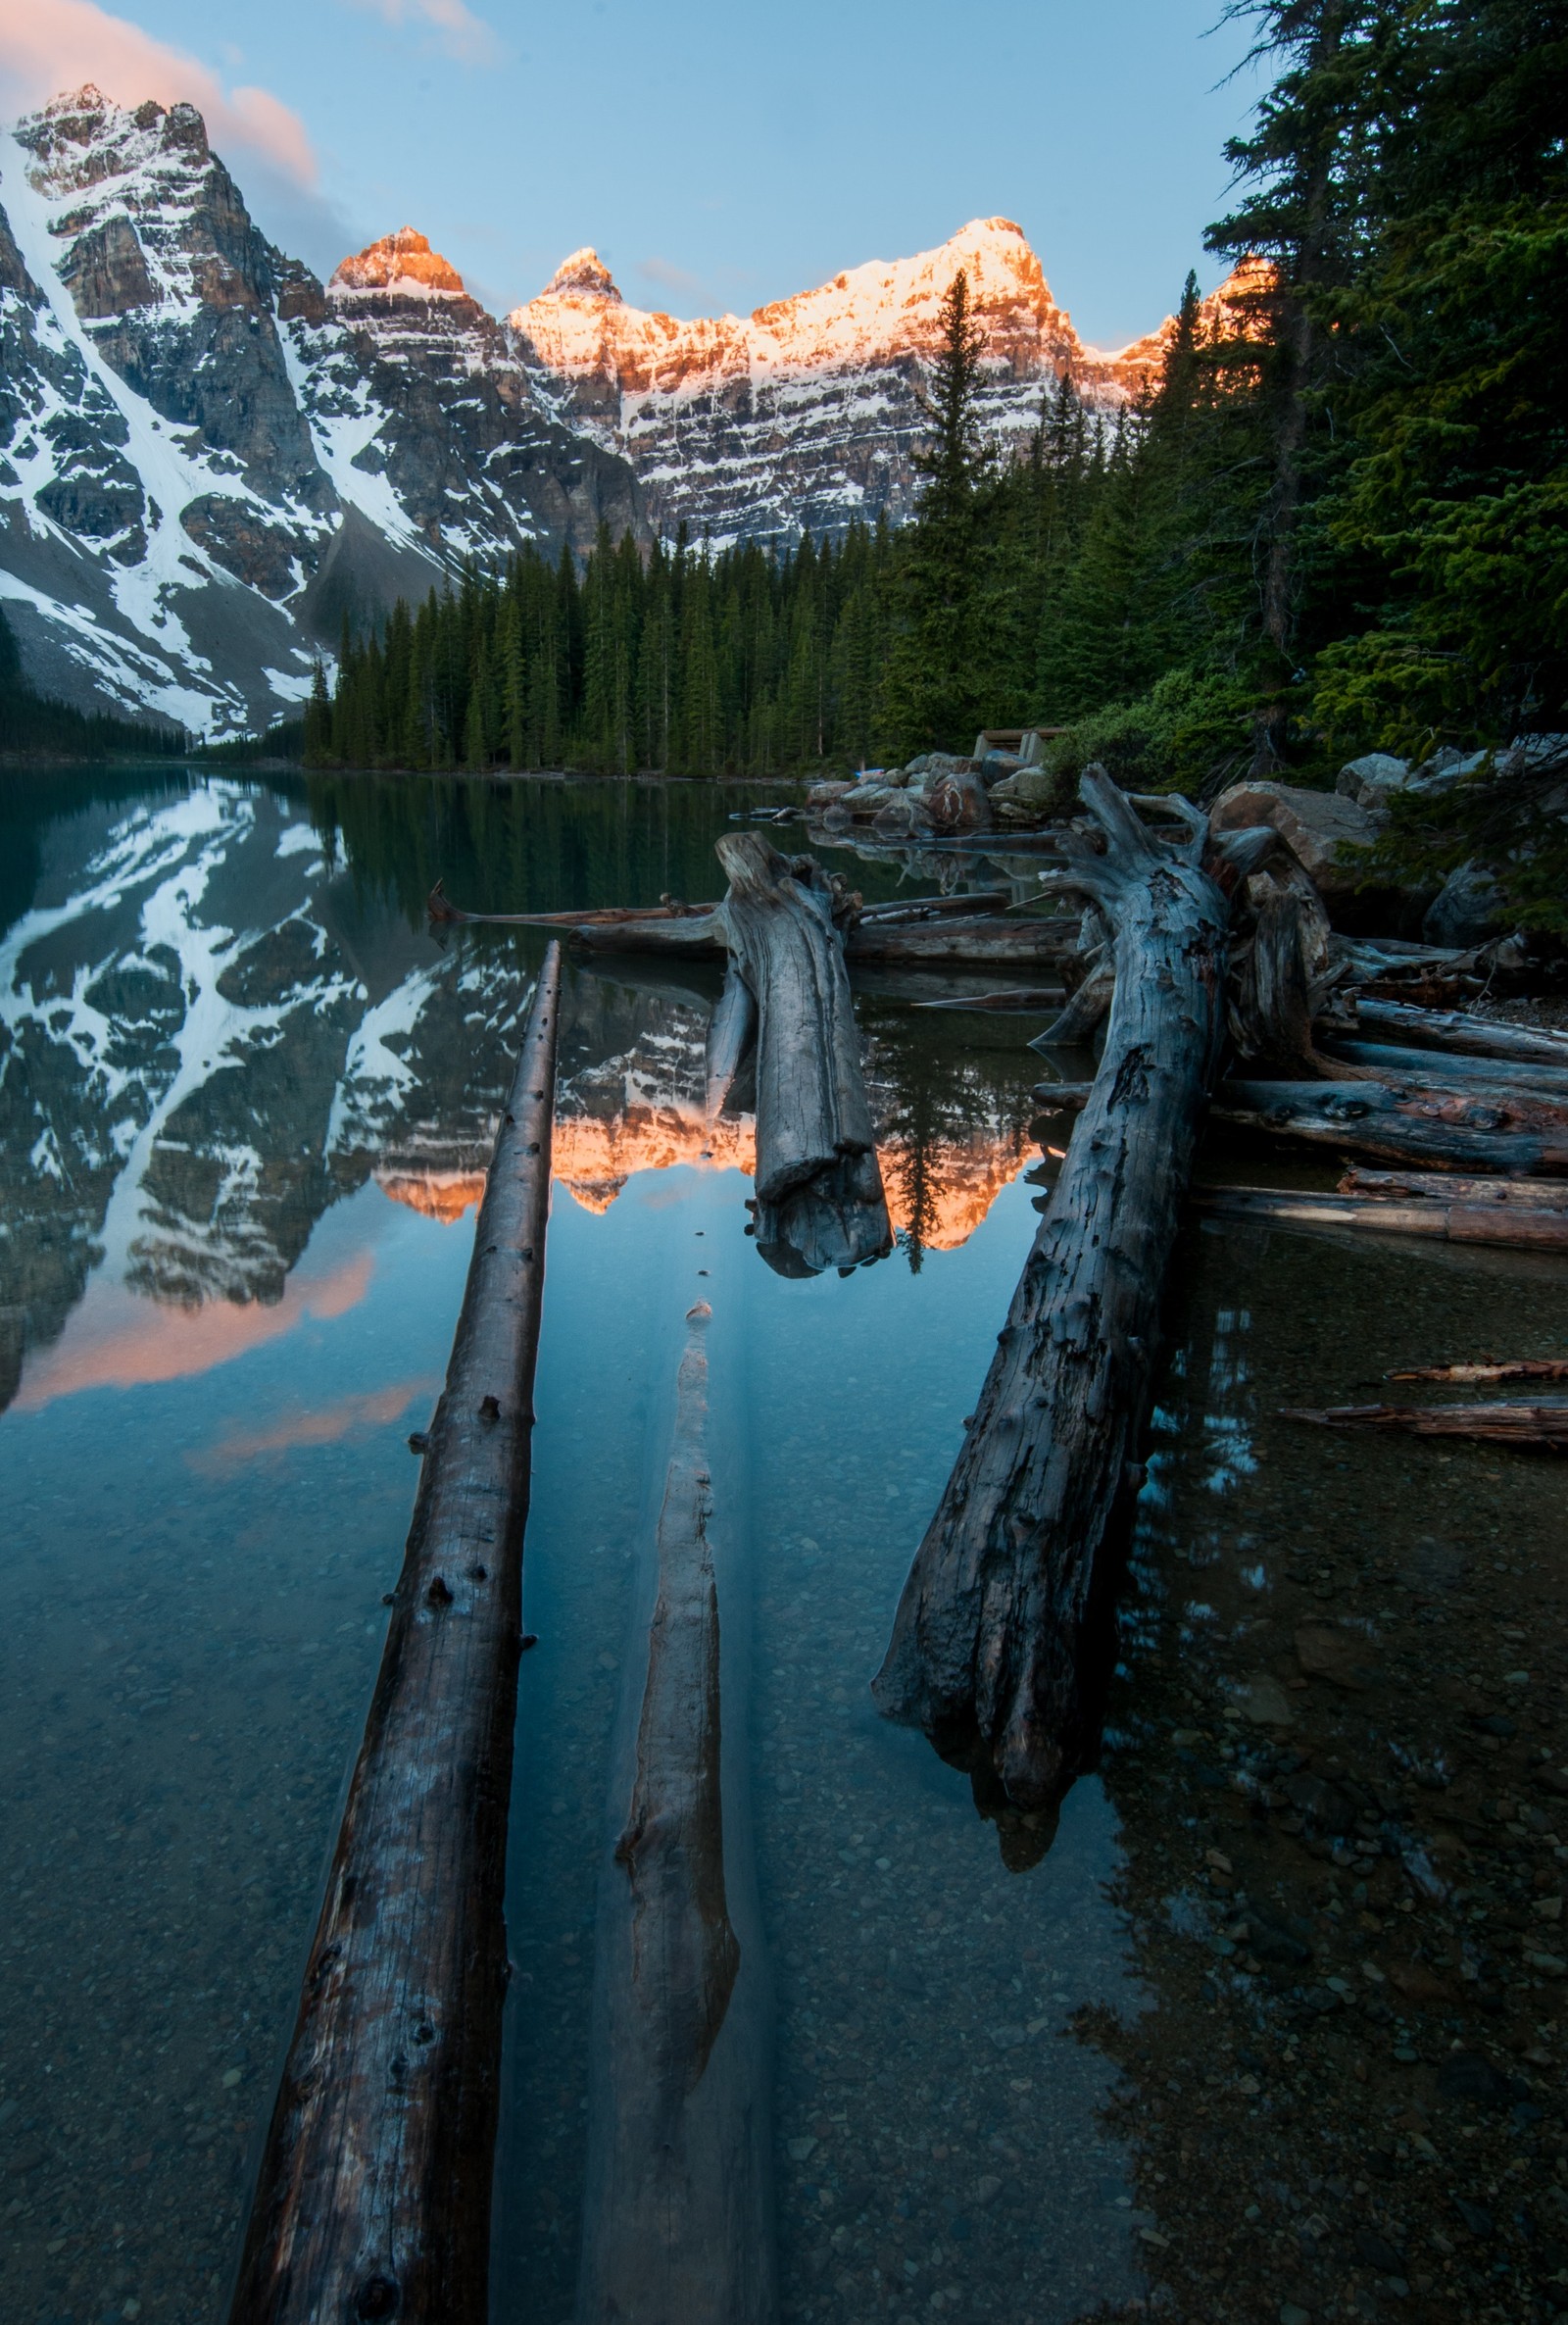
[354,2274,400,2320]
[479,1394,501,1422]
[425,1575,454,1608]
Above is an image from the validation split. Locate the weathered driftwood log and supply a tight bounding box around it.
[1031,956,1115,1051]
[230,946,563,2325]
[1317,1037,1568,1099]
[1342,1166,1568,1208]
[713,833,892,1276]
[1282,1399,1568,1450]
[1341,998,1568,1068]
[1388,1358,1568,1382]
[575,1301,774,2325]
[1192,1185,1568,1252]
[873,770,1232,1809]
[857,890,1007,922]
[1209,1076,1568,1174]
[705,961,758,1121]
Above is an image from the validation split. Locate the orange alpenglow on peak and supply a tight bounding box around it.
[330,227,467,297]
[539,247,623,303]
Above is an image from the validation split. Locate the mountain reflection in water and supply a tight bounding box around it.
[0,771,1037,1414]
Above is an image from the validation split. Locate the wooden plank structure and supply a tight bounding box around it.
[229,945,563,2325]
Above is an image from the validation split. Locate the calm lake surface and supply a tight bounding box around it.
[2,768,1565,2325]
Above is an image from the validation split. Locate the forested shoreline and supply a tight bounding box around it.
[308,3,1563,858]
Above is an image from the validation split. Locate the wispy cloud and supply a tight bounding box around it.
[0,0,318,184]
[340,0,501,68]
[638,254,700,296]
[189,1375,436,1470]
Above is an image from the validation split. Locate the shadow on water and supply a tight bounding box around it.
[1,768,1561,2325]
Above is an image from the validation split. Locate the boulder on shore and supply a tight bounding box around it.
[1423,860,1509,947]
[1336,752,1410,810]
[990,766,1062,823]
[1210,778,1380,895]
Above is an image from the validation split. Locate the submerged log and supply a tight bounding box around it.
[1193,1185,1568,1252]
[230,947,563,2325]
[1209,1077,1568,1175]
[1342,997,1568,1068]
[873,770,1232,1809]
[713,834,891,1276]
[575,1301,774,2325]
[1343,1167,1568,1209]
[1282,1399,1568,1450]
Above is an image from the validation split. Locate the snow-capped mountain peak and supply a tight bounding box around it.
[330,227,469,301]
[539,247,623,304]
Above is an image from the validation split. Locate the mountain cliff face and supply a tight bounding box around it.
[508,219,1205,545]
[0,90,644,736]
[1,85,1229,737]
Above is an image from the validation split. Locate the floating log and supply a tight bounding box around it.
[230,946,564,2325]
[1342,1167,1568,1209]
[575,1301,774,2325]
[845,914,1079,967]
[428,879,1071,969]
[1342,998,1568,1068]
[1388,1358,1568,1383]
[1317,1037,1568,1099]
[713,833,891,1276]
[1282,1399,1568,1450]
[1208,1077,1568,1175]
[873,770,1233,1810]
[912,985,1067,1013]
[1192,1185,1568,1252]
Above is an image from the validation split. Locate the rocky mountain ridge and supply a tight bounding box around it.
[2,84,1232,737]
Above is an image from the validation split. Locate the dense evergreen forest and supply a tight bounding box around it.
[310,0,1564,811]
[0,607,187,763]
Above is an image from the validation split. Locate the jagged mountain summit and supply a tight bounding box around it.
[0,90,642,735]
[509,218,1210,544]
[1,85,1225,738]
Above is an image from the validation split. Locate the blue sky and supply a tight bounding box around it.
[4,0,1267,344]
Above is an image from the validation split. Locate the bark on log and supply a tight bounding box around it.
[230,946,563,2325]
[713,834,891,1277]
[872,771,1231,1810]
[1282,1400,1568,1449]
[1192,1185,1568,1252]
[705,962,758,1121]
[1340,998,1568,1068]
[575,1302,774,2325]
[1209,1078,1568,1175]
[1342,1167,1568,1209]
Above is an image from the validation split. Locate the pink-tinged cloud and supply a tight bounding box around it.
[340,0,500,68]
[14,1252,373,1410]
[0,0,318,185]
[189,1374,435,1470]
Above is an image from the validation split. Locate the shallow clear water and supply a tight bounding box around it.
[2,769,1566,2325]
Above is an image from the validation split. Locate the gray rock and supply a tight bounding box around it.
[1209,779,1379,894]
[1335,752,1410,810]
[1422,861,1507,947]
